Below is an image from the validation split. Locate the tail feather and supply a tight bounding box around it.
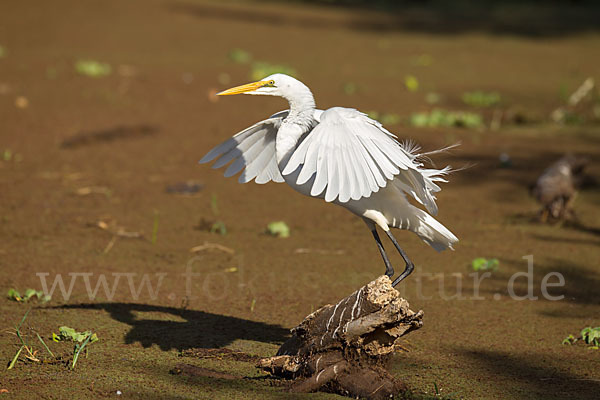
[400,203,458,252]
[381,185,458,252]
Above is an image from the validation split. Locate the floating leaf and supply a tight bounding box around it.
[462,91,501,108]
[404,75,419,92]
[471,258,499,272]
[267,221,290,238]
[75,60,112,77]
[410,109,483,129]
[2,149,12,162]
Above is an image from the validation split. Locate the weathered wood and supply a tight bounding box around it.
[258,275,423,399]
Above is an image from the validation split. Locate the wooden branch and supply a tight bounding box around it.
[258,275,422,399]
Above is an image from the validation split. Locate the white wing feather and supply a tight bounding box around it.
[283,107,439,214]
[199,111,288,184]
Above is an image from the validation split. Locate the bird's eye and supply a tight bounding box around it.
[269,80,275,86]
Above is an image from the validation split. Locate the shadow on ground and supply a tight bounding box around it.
[59,303,290,351]
[459,348,600,400]
[489,257,600,307]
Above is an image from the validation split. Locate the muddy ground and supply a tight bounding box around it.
[1,0,599,399]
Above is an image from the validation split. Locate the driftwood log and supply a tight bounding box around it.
[258,276,423,399]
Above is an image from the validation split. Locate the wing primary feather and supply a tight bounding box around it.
[239,141,275,183]
[200,114,287,185]
[213,128,266,169]
[357,136,397,182]
[310,131,329,197]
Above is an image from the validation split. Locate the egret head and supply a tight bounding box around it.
[217,74,305,98]
[217,73,315,112]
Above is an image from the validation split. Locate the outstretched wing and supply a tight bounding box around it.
[282,107,439,214]
[199,110,288,184]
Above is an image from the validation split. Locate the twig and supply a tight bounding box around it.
[294,248,345,255]
[189,242,234,254]
[103,236,118,254]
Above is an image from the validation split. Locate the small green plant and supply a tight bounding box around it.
[209,194,227,235]
[6,309,55,369]
[582,327,600,348]
[7,288,50,303]
[53,326,99,344]
[266,221,290,238]
[210,221,227,235]
[462,91,501,107]
[410,109,483,129]
[471,258,499,272]
[562,334,576,345]
[7,310,30,370]
[562,326,600,349]
[6,310,61,370]
[75,59,112,77]
[53,326,99,369]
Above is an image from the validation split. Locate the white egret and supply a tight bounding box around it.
[200,74,458,286]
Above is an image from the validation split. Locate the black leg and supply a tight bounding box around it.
[384,230,415,287]
[370,229,394,278]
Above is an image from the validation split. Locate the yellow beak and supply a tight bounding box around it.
[217,80,270,96]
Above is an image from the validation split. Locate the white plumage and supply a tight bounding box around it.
[200,74,458,286]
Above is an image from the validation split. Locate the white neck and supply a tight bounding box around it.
[276,83,317,166]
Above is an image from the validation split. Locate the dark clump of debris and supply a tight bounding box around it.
[531,154,589,222]
[165,181,204,195]
[61,124,158,149]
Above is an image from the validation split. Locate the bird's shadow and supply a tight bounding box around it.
[57,303,290,351]
[457,348,600,400]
